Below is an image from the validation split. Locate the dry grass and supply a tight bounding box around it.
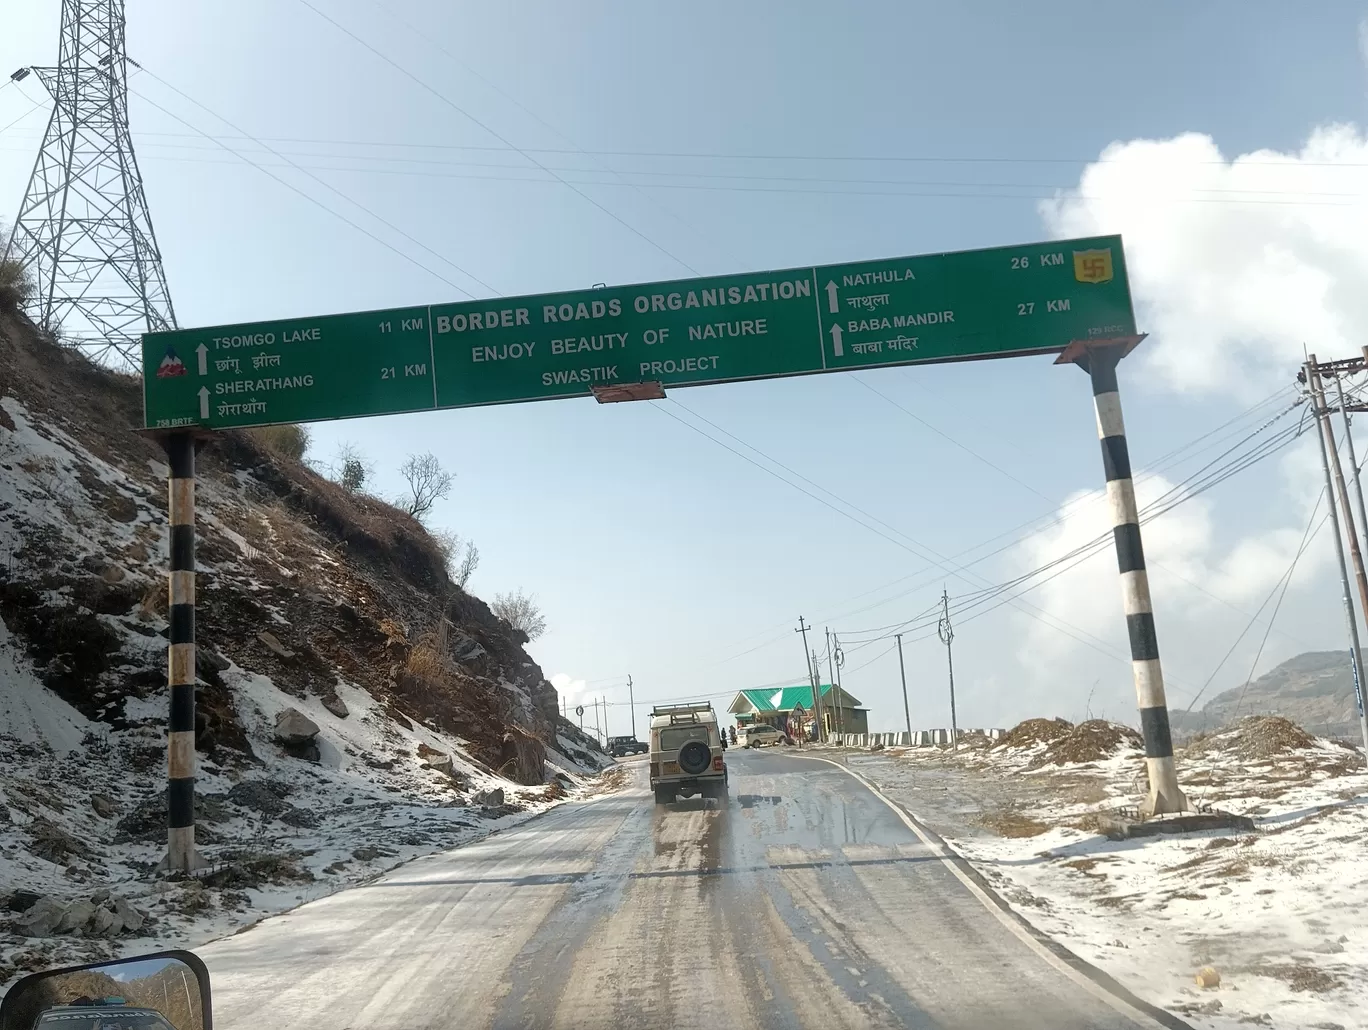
[994,717,1073,750]
[1062,857,1111,878]
[977,809,1050,837]
[1030,720,1142,768]
[1249,962,1343,993]
[135,580,165,622]
[1095,894,1138,910]
[0,253,32,314]
[587,765,630,796]
[1064,780,1112,806]
[406,632,451,680]
[246,423,310,460]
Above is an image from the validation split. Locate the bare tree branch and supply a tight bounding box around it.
[397,452,453,520]
[432,528,479,588]
[334,440,374,492]
[455,540,480,587]
[491,589,547,641]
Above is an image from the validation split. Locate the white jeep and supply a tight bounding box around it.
[740,722,783,748]
[649,702,728,804]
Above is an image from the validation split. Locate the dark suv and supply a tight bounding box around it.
[607,735,648,757]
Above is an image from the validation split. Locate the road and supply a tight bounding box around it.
[200,751,1176,1030]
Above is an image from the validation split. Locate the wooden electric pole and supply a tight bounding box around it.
[938,588,959,751]
[1307,357,1368,754]
[797,616,824,741]
[896,632,912,734]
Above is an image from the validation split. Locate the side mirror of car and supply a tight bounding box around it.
[0,952,212,1030]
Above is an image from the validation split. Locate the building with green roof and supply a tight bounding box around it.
[727,682,868,739]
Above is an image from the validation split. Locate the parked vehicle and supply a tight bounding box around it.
[606,735,648,757]
[740,723,783,748]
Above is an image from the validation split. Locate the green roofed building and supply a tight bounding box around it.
[727,682,868,739]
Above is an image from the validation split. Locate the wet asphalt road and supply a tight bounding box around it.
[200,751,1168,1030]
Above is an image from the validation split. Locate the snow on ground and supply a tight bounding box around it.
[1,386,617,991]
[0,629,611,993]
[840,724,1368,1030]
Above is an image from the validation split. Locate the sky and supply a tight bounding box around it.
[4,1,1368,741]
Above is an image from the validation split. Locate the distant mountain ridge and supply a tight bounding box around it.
[1171,650,1363,741]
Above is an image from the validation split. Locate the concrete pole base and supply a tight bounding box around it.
[156,850,209,875]
[1140,757,1190,817]
[158,825,209,875]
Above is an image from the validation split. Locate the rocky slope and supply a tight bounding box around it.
[0,311,611,985]
[1171,650,1364,742]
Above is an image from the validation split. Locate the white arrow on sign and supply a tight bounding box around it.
[825,280,839,313]
[829,323,844,358]
[195,343,208,376]
[198,386,209,420]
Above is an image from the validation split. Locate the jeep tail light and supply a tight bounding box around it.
[713,757,724,772]
[650,763,660,779]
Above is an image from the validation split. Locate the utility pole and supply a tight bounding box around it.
[825,628,837,738]
[1333,373,1368,561]
[811,650,826,743]
[1313,364,1368,626]
[896,633,912,734]
[1307,357,1368,754]
[797,616,824,742]
[938,589,959,751]
[833,634,846,736]
[627,674,635,740]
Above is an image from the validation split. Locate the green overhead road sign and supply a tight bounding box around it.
[142,234,1134,431]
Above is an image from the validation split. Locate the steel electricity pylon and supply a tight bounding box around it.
[5,0,176,370]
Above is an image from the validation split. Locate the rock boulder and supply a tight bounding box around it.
[274,708,320,745]
[471,787,505,809]
[15,896,65,936]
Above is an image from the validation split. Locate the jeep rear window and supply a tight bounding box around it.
[660,726,710,750]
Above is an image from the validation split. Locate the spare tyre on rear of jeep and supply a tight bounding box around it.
[677,740,711,776]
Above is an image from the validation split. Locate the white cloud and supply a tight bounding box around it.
[1002,433,1334,719]
[549,671,587,705]
[1040,126,1368,400]
[1000,119,1368,725]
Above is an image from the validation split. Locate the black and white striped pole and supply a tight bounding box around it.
[1063,338,1187,816]
[162,432,202,873]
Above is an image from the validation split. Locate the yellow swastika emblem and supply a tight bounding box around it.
[1073,249,1113,284]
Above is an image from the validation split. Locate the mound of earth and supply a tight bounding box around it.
[1184,716,1317,761]
[1030,720,1142,767]
[993,717,1074,750]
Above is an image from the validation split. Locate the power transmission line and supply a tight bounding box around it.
[830,407,1315,696]
[9,126,1363,170]
[9,132,1359,208]
[660,384,1311,695]
[131,70,496,296]
[1187,491,1328,717]
[654,400,1166,677]
[127,86,483,299]
[293,0,704,274]
[706,384,1298,659]
[361,0,747,271]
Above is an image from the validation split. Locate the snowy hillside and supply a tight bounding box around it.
[0,313,613,988]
